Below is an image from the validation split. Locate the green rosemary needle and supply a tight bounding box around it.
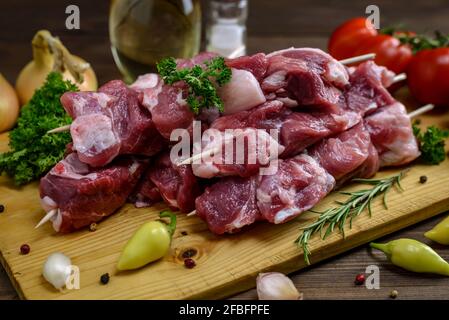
[295,170,407,265]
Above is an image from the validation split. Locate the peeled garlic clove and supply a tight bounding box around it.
[42,252,72,290]
[256,272,303,300]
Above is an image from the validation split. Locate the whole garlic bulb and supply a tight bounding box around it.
[256,272,303,300]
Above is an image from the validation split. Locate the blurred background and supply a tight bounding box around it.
[1,0,449,85]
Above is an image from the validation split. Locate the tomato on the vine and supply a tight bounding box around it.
[407,48,449,106]
[353,34,413,74]
[328,17,377,60]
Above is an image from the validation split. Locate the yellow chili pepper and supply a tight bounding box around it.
[424,215,449,245]
[117,211,176,271]
[370,238,449,276]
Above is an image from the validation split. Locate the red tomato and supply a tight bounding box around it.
[353,34,413,74]
[407,48,449,106]
[328,17,377,60]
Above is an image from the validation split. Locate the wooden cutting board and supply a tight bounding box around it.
[1,100,449,300]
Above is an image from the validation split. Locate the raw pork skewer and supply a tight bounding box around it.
[177,71,407,168]
[47,52,379,135]
[185,103,433,219]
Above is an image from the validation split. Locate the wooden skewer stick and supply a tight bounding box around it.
[187,210,197,217]
[35,209,57,229]
[393,73,407,83]
[408,104,434,119]
[185,104,434,218]
[47,124,71,134]
[339,53,376,65]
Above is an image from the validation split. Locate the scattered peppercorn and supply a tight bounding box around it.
[181,231,188,236]
[184,258,196,269]
[419,175,428,184]
[89,223,97,232]
[100,273,110,285]
[182,248,197,259]
[390,289,398,299]
[354,273,365,285]
[20,244,30,255]
[0,204,4,213]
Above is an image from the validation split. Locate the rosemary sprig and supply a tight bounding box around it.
[295,171,407,265]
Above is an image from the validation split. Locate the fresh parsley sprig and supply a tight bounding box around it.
[157,56,232,114]
[0,72,77,185]
[413,123,449,165]
[295,171,406,265]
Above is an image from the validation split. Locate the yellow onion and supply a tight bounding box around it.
[16,30,97,105]
[0,73,20,133]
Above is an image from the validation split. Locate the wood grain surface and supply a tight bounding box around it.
[1,0,449,300]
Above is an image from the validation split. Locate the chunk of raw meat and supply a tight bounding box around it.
[345,61,396,116]
[192,128,285,178]
[151,83,195,139]
[149,152,202,212]
[262,48,349,112]
[61,80,164,167]
[130,73,163,112]
[226,53,268,81]
[195,176,261,234]
[256,154,335,224]
[309,123,371,180]
[364,102,420,167]
[129,169,162,208]
[39,153,147,232]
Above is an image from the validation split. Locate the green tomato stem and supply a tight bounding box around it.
[159,211,177,237]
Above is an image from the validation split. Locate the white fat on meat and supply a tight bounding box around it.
[71,92,113,116]
[130,73,163,112]
[71,114,119,160]
[219,68,266,115]
[40,196,58,212]
[49,153,98,180]
[257,154,335,224]
[192,128,284,178]
[267,47,349,87]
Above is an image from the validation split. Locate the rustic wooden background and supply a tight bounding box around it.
[1,0,449,300]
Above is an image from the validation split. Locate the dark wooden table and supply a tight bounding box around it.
[2,0,449,300]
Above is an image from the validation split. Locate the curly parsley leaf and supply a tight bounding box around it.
[0,72,77,185]
[413,123,449,165]
[157,56,232,114]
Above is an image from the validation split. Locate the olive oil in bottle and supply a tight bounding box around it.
[109,0,201,83]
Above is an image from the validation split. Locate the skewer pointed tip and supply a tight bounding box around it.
[408,104,434,119]
[35,209,57,229]
[47,124,71,134]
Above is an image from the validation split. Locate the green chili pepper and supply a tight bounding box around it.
[425,215,449,245]
[117,211,177,271]
[370,238,449,276]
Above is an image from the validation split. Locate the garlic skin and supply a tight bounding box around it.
[256,272,303,300]
[42,252,72,290]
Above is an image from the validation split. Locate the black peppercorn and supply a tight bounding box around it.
[100,273,110,285]
[0,204,4,213]
[419,176,428,184]
[182,248,197,259]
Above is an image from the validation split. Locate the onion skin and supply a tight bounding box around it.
[16,55,97,105]
[15,30,98,105]
[0,73,20,133]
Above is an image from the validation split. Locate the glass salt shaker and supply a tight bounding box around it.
[206,0,248,58]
